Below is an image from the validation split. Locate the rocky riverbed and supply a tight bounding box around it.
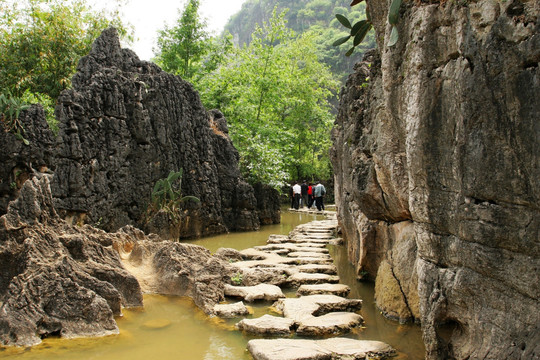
[213,212,397,360]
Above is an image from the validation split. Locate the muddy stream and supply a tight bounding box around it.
[1,210,424,359]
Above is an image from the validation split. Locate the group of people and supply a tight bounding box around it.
[290,180,326,211]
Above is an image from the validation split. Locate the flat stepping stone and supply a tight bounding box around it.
[296,312,363,336]
[274,295,362,321]
[236,314,294,335]
[288,272,339,286]
[285,257,334,266]
[290,237,331,244]
[247,338,396,360]
[225,283,285,302]
[255,244,328,253]
[241,267,292,286]
[213,301,250,318]
[287,251,332,259]
[297,284,350,297]
[297,264,337,275]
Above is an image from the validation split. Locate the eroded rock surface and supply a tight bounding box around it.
[0,175,142,346]
[0,27,279,239]
[213,301,250,318]
[52,27,264,237]
[247,338,396,360]
[0,174,234,346]
[332,1,539,359]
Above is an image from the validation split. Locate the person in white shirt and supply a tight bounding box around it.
[292,182,302,210]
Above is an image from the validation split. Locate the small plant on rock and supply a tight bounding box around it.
[145,169,200,225]
[231,272,243,285]
[0,92,30,145]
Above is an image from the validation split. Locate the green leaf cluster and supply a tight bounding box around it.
[224,0,375,84]
[195,10,338,186]
[151,169,200,210]
[0,91,30,145]
[154,0,210,80]
[333,0,403,52]
[147,169,200,226]
[0,0,131,131]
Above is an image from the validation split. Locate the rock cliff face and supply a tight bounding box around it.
[0,105,56,217]
[49,27,276,237]
[332,1,539,359]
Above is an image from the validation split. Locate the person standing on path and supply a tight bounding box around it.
[307,182,314,209]
[313,181,326,211]
[301,180,309,208]
[292,182,302,210]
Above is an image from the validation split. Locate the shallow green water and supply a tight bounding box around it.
[0,210,424,360]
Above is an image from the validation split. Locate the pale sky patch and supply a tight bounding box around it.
[88,0,247,60]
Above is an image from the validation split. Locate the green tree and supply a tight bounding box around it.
[198,9,338,187]
[154,0,209,80]
[0,0,130,129]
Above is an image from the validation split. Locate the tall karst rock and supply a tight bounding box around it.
[332,1,539,359]
[48,27,276,237]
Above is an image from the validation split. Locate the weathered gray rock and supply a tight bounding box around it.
[297,284,350,297]
[119,238,232,315]
[224,283,285,302]
[0,174,236,346]
[236,314,294,335]
[296,264,337,275]
[49,27,277,238]
[214,247,244,262]
[247,338,396,360]
[274,295,362,322]
[0,175,142,346]
[253,182,281,225]
[213,301,249,318]
[332,1,539,358]
[0,105,56,217]
[296,312,363,336]
[288,273,340,286]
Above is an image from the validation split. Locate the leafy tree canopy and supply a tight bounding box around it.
[153,0,210,80]
[224,0,375,82]
[0,0,131,130]
[196,10,338,187]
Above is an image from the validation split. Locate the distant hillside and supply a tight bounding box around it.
[224,0,375,82]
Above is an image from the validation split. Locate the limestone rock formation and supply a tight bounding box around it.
[332,1,539,359]
[119,237,232,315]
[0,105,56,217]
[0,175,142,346]
[49,27,276,238]
[0,173,235,346]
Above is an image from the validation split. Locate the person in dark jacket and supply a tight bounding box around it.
[301,180,309,208]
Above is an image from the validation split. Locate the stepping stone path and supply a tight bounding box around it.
[214,215,396,360]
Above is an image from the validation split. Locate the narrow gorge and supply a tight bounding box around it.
[332,1,539,359]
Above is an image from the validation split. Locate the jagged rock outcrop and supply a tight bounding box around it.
[48,27,275,237]
[332,1,539,359]
[0,174,142,346]
[0,105,56,217]
[0,173,234,346]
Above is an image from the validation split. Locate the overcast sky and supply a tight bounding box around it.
[88,0,247,60]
